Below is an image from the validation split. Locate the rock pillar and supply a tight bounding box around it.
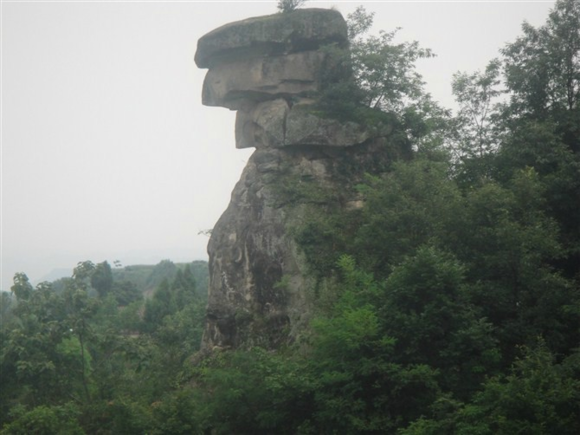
[195,9,401,350]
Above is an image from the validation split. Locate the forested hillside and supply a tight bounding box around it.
[0,259,208,434]
[1,1,579,433]
[109,260,209,297]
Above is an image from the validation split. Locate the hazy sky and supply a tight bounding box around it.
[1,0,554,290]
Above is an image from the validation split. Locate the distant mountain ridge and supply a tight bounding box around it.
[111,260,209,296]
[31,260,208,299]
[33,268,72,286]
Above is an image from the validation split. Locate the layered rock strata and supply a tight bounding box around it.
[195,9,405,350]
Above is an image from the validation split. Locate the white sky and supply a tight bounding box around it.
[1,0,554,290]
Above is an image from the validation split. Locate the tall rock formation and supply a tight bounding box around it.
[195,9,408,350]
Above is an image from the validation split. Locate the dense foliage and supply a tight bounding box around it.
[2,1,579,433]
[0,261,207,434]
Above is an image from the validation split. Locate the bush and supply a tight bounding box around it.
[1,404,84,435]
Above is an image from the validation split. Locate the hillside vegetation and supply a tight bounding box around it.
[1,1,580,433]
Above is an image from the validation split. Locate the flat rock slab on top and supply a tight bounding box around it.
[195,8,348,69]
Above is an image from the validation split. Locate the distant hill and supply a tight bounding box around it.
[42,260,208,299]
[33,268,73,286]
[112,260,208,297]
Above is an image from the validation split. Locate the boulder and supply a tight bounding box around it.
[235,99,289,149]
[195,8,348,69]
[202,51,325,109]
[284,102,378,147]
[235,99,396,150]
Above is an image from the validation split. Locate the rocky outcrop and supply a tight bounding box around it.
[235,99,289,149]
[195,8,348,68]
[195,9,407,351]
[202,51,325,109]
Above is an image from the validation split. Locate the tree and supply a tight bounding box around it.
[146,260,177,290]
[61,262,102,403]
[304,255,442,433]
[502,0,580,119]
[91,261,113,298]
[496,0,580,280]
[0,404,84,435]
[277,0,306,13]
[0,292,14,332]
[452,59,502,159]
[111,280,142,306]
[402,344,580,435]
[451,0,580,280]
[10,273,33,302]
[346,6,434,113]
[319,6,447,146]
[353,159,461,275]
[3,277,66,405]
[1,272,99,418]
[377,247,500,395]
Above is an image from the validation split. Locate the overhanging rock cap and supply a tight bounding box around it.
[195,8,348,69]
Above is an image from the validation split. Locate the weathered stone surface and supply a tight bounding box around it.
[204,148,312,349]
[195,8,348,69]
[235,99,289,149]
[236,99,396,149]
[284,102,374,147]
[202,51,324,109]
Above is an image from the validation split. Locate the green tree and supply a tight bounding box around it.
[277,0,306,13]
[0,292,14,327]
[502,0,580,119]
[497,0,580,280]
[111,280,142,306]
[303,255,441,433]
[191,348,313,435]
[143,279,173,333]
[403,344,580,435]
[91,261,113,298]
[319,4,448,148]
[61,262,102,403]
[347,6,434,112]
[146,260,178,290]
[377,247,500,396]
[446,0,580,359]
[353,159,460,275]
[451,59,502,184]
[0,404,84,435]
[2,277,66,407]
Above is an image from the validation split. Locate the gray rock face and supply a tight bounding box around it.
[235,100,392,149]
[285,102,382,147]
[204,142,400,350]
[204,148,310,349]
[195,8,348,68]
[202,51,325,109]
[195,9,409,351]
[235,99,289,149]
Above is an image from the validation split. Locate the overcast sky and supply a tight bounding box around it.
[1,0,554,290]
